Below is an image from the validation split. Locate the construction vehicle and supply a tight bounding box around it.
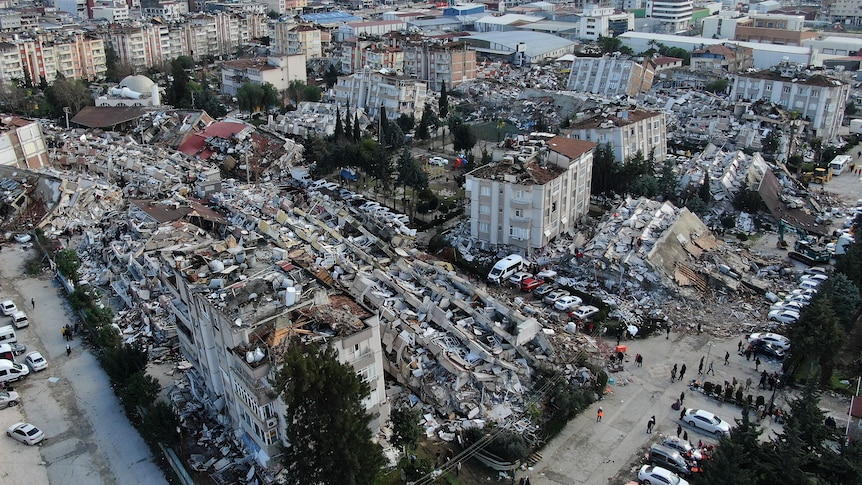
[778,219,832,265]
[813,167,832,184]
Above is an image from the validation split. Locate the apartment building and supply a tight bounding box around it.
[730,60,850,140]
[412,41,476,91]
[91,3,130,22]
[331,69,427,121]
[567,55,655,96]
[734,14,816,46]
[0,117,49,169]
[262,0,308,15]
[691,44,754,73]
[646,0,692,33]
[823,0,862,27]
[579,4,635,41]
[465,136,596,252]
[0,42,24,82]
[14,32,106,83]
[221,55,307,97]
[563,109,667,163]
[272,23,324,59]
[149,235,388,466]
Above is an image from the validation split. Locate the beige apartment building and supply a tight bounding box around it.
[465,137,596,252]
[221,55,307,97]
[272,23,325,59]
[563,109,667,163]
[331,69,427,120]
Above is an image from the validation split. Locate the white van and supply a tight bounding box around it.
[488,254,525,284]
[0,358,29,383]
[829,155,852,176]
[10,311,28,329]
[0,325,17,344]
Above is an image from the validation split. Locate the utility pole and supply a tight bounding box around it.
[63,106,71,130]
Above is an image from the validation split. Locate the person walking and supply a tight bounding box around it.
[755,357,761,371]
[647,416,656,434]
[707,361,715,376]
[698,359,704,375]
[66,344,71,356]
[31,298,34,309]
[724,351,730,365]
[676,424,682,437]
[683,431,688,443]
[61,326,67,340]
[679,364,686,381]
[597,407,603,422]
[745,376,752,391]
[679,391,685,405]
[666,326,671,339]
[680,407,687,421]
[671,364,678,382]
[737,340,742,352]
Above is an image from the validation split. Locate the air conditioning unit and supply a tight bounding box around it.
[266,417,278,429]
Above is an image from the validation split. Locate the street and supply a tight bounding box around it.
[0,244,166,485]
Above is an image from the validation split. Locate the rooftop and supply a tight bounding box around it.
[546,136,596,161]
[465,31,575,58]
[569,109,662,130]
[470,157,566,185]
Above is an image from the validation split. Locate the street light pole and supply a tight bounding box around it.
[63,106,71,130]
[705,341,713,373]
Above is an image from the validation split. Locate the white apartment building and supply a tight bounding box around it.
[824,0,862,26]
[730,61,850,141]
[579,5,635,41]
[563,109,667,163]
[221,55,307,97]
[91,4,130,22]
[0,42,24,82]
[272,23,324,59]
[646,0,693,33]
[465,137,596,252]
[331,69,427,121]
[567,55,655,96]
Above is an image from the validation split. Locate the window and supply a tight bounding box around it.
[551,202,557,213]
[509,226,529,240]
[515,189,525,199]
[357,365,376,383]
[514,209,523,218]
[812,89,820,98]
[479,204,490,215]
[765,84,772,91]
[478,222,490,233]
[782,86,790,93]
[480,186,490,196]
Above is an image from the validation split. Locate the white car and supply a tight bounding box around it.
[536,268,558,279]
[804,266,828,276]
[800,273,828,284]
[798,280,821,291]
[13,233,31,243]
[570,305,600,320]
[768,309,800,323]
[554,295,583,312]
[684,409,731,436]
[543,289,570,305]
[638,464,689,485]
[748,332,791,351]
[770,300,806,313]
[0,390,19,409]
[508,271,533,286]
[6,422,44,446]
[25,351,47,372]
[0,300,16,316]
[429,156,448,166]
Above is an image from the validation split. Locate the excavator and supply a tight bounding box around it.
[778,219,832,266]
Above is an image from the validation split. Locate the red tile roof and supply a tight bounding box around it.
[547,136,596,160]
[177,121,247,160]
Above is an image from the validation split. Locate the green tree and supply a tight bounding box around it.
[334,107,344,139]
[395,148,428,213]
[762,129,780,155]
[119,371,161,413]
[99,343,149,385]
[438,80,449,119]
[766,384,829,481]
[236,82,279,113]
[287,80,322,105]
[417,105,433,140]
[630,175,659,197]
[697,405,767,484]
[656,158,679,202]
[344,102,352,138]
[783,297,844,385]
[818,274,861,331]
[699,171,712,203]
[140,401,178,445]
[323,65,340,88]
[705,78,729,94]
[591,143,616,196]
[56,249,82,283]
[168,58,188,106]
[353,113,361,141]
[390,406,422,452]
[273,343,384,484]
[396,113,415,133]
[732,185,763,213]
[452,123,477,152]
[598,36,622,55]
[45,77,93,117]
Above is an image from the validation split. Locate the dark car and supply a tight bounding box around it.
[750,339,785,360]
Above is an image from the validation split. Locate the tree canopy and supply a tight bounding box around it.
[273,343,384,484]
[236,82,279,113]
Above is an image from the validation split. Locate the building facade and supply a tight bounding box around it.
[221,55,307,97]
[331,69,427,121]
[567,55,655,96]
[272,23,324,59]
[0,117,49,169]
[563,109,667,163]
[730,61,850,140]
[14,32,106,83]
[691,44,754,73]
[646,0,692,33]
[465,136,595,252]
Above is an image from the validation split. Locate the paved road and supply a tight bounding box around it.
[0,244,166,485]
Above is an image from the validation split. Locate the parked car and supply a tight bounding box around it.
[14,233,31,243]
[0,390,19,409]
[683,409,731,436]
[508,271,533,286]
[10,342,26,356]
[1,300,16,316]
[770,300,806,314]
[554,295,583,312]
[750,340,786,360]
[798,280,821,291]
[637,464,689,485]
[25,351,47,372]
[520,277,545,292]
[804,266,828,276]
[536,268,557,280]
[429,156,448,166]
[533,284,555,298]
[570,305,600,320]
[543,289,570,306]
[800,273,828,284]
[661,436,703,461]
[6,422,44,445]
[747,332,790,351]
[768,309,800,324]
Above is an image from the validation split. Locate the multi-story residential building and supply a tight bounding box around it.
[0,116,49,169]
[272,23,324,59]
[337,20,407,42]
[579,4,635,41]
[141,0,189,20]
[823,0,862,27]
[567,55,655,96]
[0,11,22,31]
[465,136,596,252]
[646,0,692,33]
[221,55,307,97]
[563,109,667,163]
[262,0,308,15]
[730,60,850,140]
[691,43,754,73]
[331,69,427,121]
[733,14,816,46]
[91,1,130,22]
[148,231,388,466]
[416,41,476,91]
[0,42,24,83]
[14,32,106,83]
